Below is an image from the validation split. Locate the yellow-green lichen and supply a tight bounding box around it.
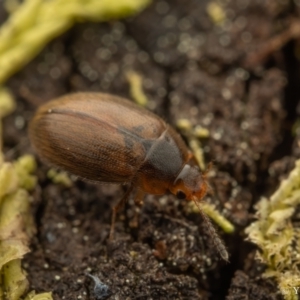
[176,119,193,132]
[24,291,53,300]
[14,155,37,191]
[47,168,72,187]
[188,138,206,171]
[0,150,52,299]
[206,2,226,25]
[126,70,149,107]
[0,87,15,155]
[201,203,234,234]
[0,87,15,119]
[0,158,37,300]
[246,159,300,300]
[0,0,151,85]
[1,259,28,300]
[193,125,210,139]
[186,201,234,234]
[176,118,210,170]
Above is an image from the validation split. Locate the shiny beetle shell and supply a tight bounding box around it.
[29,92,228,261]
[29,93,204,199]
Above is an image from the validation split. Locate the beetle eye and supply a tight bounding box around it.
[176,191,186,200]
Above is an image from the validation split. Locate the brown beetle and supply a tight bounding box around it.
[29,92,228,261]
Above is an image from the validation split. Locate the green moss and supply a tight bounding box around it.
[206,2,226,25]
[126,70,149,107]
[201,203,235,234]
[2,259,28,300]
[186,201,235,234]
[24,291,53,300]
[246,159,300,300]
[14,155,37,191]
[47,168,72,187]
[0,163,36,299]
[0,0,151,85]
[0,87,15,119]
[176,119,210,171]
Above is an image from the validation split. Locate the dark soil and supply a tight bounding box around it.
[2,0,300,299]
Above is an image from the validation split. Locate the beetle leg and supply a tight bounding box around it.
[134,189,145,207]
[129,189,146,228]
[109,185,134,240]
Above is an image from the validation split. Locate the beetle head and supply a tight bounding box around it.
[169,161,209,202]
[169,161,229,262]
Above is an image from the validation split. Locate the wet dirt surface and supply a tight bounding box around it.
[2,0,300,299]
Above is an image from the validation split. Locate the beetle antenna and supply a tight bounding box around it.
[192,199,229,262]
[201,162,213,196]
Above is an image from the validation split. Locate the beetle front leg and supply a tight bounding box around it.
[109,185,134,240]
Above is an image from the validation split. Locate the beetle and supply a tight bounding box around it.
[29,92,228,261]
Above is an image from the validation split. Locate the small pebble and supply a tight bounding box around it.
[86,274,111,300]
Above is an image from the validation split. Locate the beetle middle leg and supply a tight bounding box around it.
[109,184,134,240]
[134,189,145,207]
[129,189,145,228]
